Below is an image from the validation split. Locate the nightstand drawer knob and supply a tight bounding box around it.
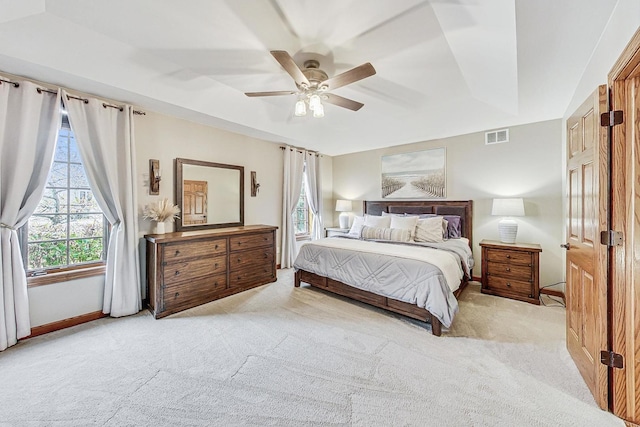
[505,267,511,272]
[506,282,512,287]
[506,255,511,259]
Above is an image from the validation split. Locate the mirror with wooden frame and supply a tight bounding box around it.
[175,158,244,231]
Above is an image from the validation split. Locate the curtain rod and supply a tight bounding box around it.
[0,78,19,88]
[280,145,321,156]
[1,70,147,115]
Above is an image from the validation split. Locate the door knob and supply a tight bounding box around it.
[560,243,571,250]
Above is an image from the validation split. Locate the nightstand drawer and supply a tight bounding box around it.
[486,262,532,280]
[486,276,532,296]
[486,249,531,266]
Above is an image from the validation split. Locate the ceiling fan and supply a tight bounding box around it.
[245,50,376,118]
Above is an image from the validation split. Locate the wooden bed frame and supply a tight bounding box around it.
[294,200,473,336]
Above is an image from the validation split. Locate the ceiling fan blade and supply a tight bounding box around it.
[321,63,376,91]
[270,50,310,87]
[245,90,296,97]
[324,94,364,111]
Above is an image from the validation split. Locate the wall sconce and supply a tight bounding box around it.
[251,171,260,197]
[149,159,161,195]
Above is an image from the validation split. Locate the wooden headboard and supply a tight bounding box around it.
[364,200,473,247]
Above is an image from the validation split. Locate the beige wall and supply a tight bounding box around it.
[28,110,334,327]
[332,119,564,287]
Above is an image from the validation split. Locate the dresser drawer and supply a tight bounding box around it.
[230,247,274,270]
[486,261,532,281]
[486,276,532,297]
[229,265,275,288]
[163,238,226,262]
[229,232,273,251]
[486,249,532,266]
[163,273,227,311]
[163,254,226,285]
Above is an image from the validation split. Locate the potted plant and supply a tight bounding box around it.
[143,198,180,234]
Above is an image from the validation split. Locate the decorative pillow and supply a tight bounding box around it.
[410,213,461,239]
[364,214,391,228]
[348,215,365,237]
[390,215,419,240]
[414,217,445,243]
[442,215,462,239]
[361,226,411,242]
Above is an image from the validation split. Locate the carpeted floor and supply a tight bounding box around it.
[0,269,623,426]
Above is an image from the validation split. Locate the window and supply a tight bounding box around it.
[22,117,107,276]
[293,172,312,238]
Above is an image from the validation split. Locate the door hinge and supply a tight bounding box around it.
[600,110,623,127]
[600,350,624,369]
[600,230,624,247]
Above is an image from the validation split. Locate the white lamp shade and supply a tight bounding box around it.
[492,198,524,243]
[491,198,525,217]
[312,103,324,118]
[294,100,307,116]
[335,200,352,212]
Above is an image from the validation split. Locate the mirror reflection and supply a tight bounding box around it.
[175,158,244,231]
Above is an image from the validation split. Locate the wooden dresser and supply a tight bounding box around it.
[145,225,277,318]
[480,239,542,305]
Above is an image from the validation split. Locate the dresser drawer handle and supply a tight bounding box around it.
[175,250,180,256]
[237,258,242,263]
[214,263,218,269]
[505,267,510,272]
[506,255,511,259]
[174,271,180,276]
[215,244,219,250]
[174,292,179,298]
[506,282,512,287]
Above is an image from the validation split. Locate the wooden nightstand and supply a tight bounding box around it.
[325,227,350,237]
[480,239,542,305]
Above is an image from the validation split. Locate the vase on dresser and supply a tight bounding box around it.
[155,221,166,234]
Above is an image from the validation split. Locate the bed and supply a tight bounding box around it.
[293,200,473,336]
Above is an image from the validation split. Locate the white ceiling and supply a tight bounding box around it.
[0,0,619,156]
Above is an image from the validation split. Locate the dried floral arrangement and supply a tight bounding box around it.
[143,198,180,222]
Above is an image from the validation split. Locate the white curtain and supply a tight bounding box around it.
[304,152,323,240]
[63,91,141,317]
[281,146,305,268]
[0,79,61,351]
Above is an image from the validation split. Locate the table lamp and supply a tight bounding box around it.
[491,198,525,243]
[335,200,352,229]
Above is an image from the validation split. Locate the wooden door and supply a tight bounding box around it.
[609,28,640,424]
[565,85,608,410]
[183,180,208,225]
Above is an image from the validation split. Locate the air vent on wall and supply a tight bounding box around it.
[485,129,509,145]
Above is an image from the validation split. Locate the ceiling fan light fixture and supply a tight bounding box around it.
[294,99,307,116]
[309,94,321,111]
[313,103,325,118]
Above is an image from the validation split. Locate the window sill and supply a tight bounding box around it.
[27,265,106,287]
[295,234,311,242]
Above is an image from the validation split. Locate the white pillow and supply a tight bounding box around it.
[364,214,391,228]
[348,215,365,237]
[361,226,410,242]
[414,217,445,243]
[390,215,419,240]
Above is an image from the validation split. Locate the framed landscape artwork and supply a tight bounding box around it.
[381,148,446,198]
